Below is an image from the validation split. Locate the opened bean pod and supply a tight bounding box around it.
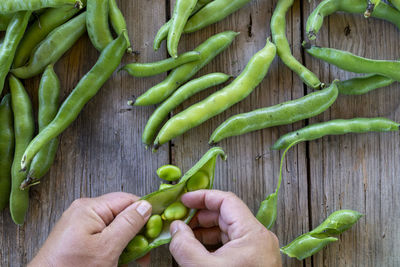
[119,147,226,265]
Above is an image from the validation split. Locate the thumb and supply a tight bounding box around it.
[102,200,152,252]
[169,220,214,265]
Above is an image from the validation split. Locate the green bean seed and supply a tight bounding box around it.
[154,38,276,148]
[337,74,394,95]
[21,34,128,171]
[20,65,60,190]
[123,51,201,78]
[142,73,230,145]
[134,31,238,106]
[87,0,113,51]
[12,12,87,79]
[157,165,182,182]
[0,94,14,211]
[109,0,131,53]
[9,75,35,225]
[210,81,338,144]
[145,215,163,239]
[124,235,149,253]
[0,11,31,95]
[272,118,399,150]
[0,0,82,13]
[186,171,210,192]
[272,0,322,89]
[162,201,188,221]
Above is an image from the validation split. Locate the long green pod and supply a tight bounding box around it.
[310,210,363,235]
[183,0,251,33]
[0,11,31,95]
[109,0,131,53]
[119,147,226,265]
[209,81,338,144]
[0,95,14,211]
[153,0,213,51]
[21,34,128,171]
[272,118,399,150]
[306,0,400,40]
[135,31,238,106]
[11,12,87,79]
[20,65,60,190]
[87,0,113,51]
[337,74,394,95]
[272,0,322,89]
[123,51,201,77]
[13,4,85,68]
[142,73,231,146]
[0,14,13,31]
[154,38,276,148]
[389,0,400,11]
[304,43,400,82]
[0,0,82,13]
[9,76,35,225]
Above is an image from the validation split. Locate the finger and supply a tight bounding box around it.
[193,227,222,245]
[101,200,152,252]
[169,221,212,265]
[189,210,219,229]
[136,253,151,267]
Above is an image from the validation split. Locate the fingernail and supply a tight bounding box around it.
[170,221,183,236]
[136,201,151,217]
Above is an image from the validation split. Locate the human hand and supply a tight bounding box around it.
[28,192,152,267]
[169,190,282,267]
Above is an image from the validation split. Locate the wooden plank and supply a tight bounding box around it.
[303,2,400,266]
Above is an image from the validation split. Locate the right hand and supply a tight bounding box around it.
[169,190,282,267]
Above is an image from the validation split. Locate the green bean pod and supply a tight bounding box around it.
[87,0,113,51]
[0,0,82,13]
[272,118,399,150]
[389,0,400,11]
[12,12,87,79]
[0,11,31,95]
[154,38,276,148]
[13,4,85,68]
[123,51,201,77]
[0,95,14,211]
[142,73,231,146]
[153,0,213,51]
[183,0,251,33]
[272,0,322,89]
[304,43,400,82]
[135,31,238,106]
[0,14,13,31]
[21,33,128,171]
[157,165,182,182]
[20,65,60,190]
[9,76,35,225]
[306,0,400,40]
[209,81,338,144]
[119,147,226,265]
[310,210,363,235]
[167,0,197,58]
[337,74,394,95]
[109,0,131,53]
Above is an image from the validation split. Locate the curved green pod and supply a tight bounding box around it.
[11,12,87,79]
[210,81,338,144]
[119,147,226,265]
[0,95,14,211]
[310,210,363,235]
[306,0,400,40]
[109,0,131,53]
[272,118,400,150]
[337,74,394,95]
[0,0,82,13]
[87,0,113,51]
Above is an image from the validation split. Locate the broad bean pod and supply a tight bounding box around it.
[0,0,82,13]
[306,0,400,40]
[123,51,201,77]
[109,0,131,53]
[135,31,238,106]
[389,0,400,11]
[210,81,338,144]
[337,74,394,95]
[12,12,87,79]
[9,76,35,225]
[20,65,60,189]
[154,38,276,148]
[87,0,113,51]
[119,147,226,265]
[0,95,14,211]
[21,34,128,171]
[272,118,399,150]
[0,11,31,95]
[142,73,230,146]
[272,0,322,89]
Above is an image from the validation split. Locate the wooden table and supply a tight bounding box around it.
[1,0,399,266]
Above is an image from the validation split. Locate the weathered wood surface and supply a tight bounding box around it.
[1,0,399,266]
